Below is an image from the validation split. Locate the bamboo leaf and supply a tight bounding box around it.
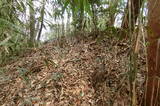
[62,0,70,14]
[0,18,24,34]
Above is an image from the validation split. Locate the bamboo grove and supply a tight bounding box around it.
[0,0,160,105]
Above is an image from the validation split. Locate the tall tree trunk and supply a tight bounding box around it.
[77,11,84,30]
[71,9,77,32]
[61,19,65,36]
[66,13,71,35]
[37,0,45,41]
[91,3,98,31]
[143,0,160,105]
[121,0,143,31]
[29,0,36,43]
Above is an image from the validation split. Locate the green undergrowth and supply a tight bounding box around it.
[0,40,41,67]
[0,29,126,67]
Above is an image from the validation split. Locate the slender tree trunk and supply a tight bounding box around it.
[29,0,36,43]
[121,0,143,30]
[37,0,45,41]
[66,13,71,35]
[91,3,98,31]
[77,11,84,30]
[61,19,65,36]
[143,0,160,105]
[71,9,77,32]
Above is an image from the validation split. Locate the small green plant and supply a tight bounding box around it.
[17,67,30,84]
[52,72,63,81]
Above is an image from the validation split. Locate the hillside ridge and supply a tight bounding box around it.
[0,34,145,106]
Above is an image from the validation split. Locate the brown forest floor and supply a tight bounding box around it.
[0,33,146,106]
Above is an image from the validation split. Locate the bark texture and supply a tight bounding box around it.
[144,0,160,105]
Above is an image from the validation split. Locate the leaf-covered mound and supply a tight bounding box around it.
[0,34,146,106]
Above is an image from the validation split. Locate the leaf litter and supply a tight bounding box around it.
[0,34,146,106]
